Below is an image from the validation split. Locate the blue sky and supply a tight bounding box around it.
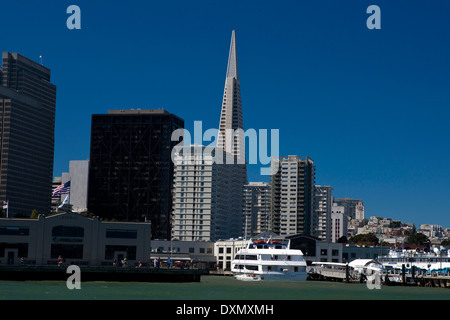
[1,0,450,228]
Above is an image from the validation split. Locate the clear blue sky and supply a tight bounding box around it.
[1,0,449,228]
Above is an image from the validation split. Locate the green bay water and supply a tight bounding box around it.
[0,276,449,300]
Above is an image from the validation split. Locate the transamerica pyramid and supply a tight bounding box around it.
[217,30,247,184]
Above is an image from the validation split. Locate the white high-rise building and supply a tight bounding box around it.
[243,182,271,238]
[171,146,243,241]
[331,203,348,243]
[270,156,315,236]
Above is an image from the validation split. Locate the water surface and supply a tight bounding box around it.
[1,276,448,300]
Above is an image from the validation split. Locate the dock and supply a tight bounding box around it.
[308,264,450,289]
[0,265,208,282]
[307,265,361,283]
[385,272,450,288]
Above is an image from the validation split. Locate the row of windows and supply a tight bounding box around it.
[51,244,138,260]
[0,226,29,236]
[320,249,340,256]
[0,225,138,239]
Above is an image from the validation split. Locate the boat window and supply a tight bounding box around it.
[235,255,257,260]
[245,265,258,271]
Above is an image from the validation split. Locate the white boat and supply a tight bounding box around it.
[235,273,262,281]
[377,246,450,273]
[231,238,307,281]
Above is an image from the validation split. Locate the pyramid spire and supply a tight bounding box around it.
[226,30,239,80]
[217,30,247,190]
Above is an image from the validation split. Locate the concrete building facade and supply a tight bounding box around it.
[331,203,348,242]
[243,182,271,238]
[0,212,151,266]
[313,185,332,242]
[171,145,244,242]
[270,156,315,236]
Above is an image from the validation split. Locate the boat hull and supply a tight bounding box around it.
[233,271,308,281]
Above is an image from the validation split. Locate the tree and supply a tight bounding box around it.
[349,233,379,245]
[406,233,429,245]
[390,220,401,228]
[30,209,39,219]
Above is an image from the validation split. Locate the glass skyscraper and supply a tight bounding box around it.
[87,109,184,239]
[0,52,57,217]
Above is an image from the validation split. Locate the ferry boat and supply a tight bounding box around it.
[377,247,450,273]
[231,238,307,281]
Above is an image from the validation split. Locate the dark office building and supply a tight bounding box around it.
[87,109,184,239]
[0,52,57,217]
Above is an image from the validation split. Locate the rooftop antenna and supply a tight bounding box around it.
[39,55,43,65]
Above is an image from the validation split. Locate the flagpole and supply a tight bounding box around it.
[67,190,70,213]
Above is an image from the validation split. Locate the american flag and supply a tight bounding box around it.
[52,181,71,196]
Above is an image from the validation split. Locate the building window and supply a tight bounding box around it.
[0,226,29,236]
[106,229,137,239]
[52,225,84,238]
[51,244,83,259]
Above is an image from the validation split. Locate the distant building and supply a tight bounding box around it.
[243,182,271,238]
[53,160,89,213]
[68,160,90,212]
[149,239,215,269]
[342,244,390,263]
[87,109,184,240]
[334,198,365,220]
[214,238,248,270]
[418,224,444,240]
[331,203,348,243]
[313,186,332,242]
[0,52,57,217]
[171,145,244,242]
[270,156,315,236]
[285,234,343,264]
